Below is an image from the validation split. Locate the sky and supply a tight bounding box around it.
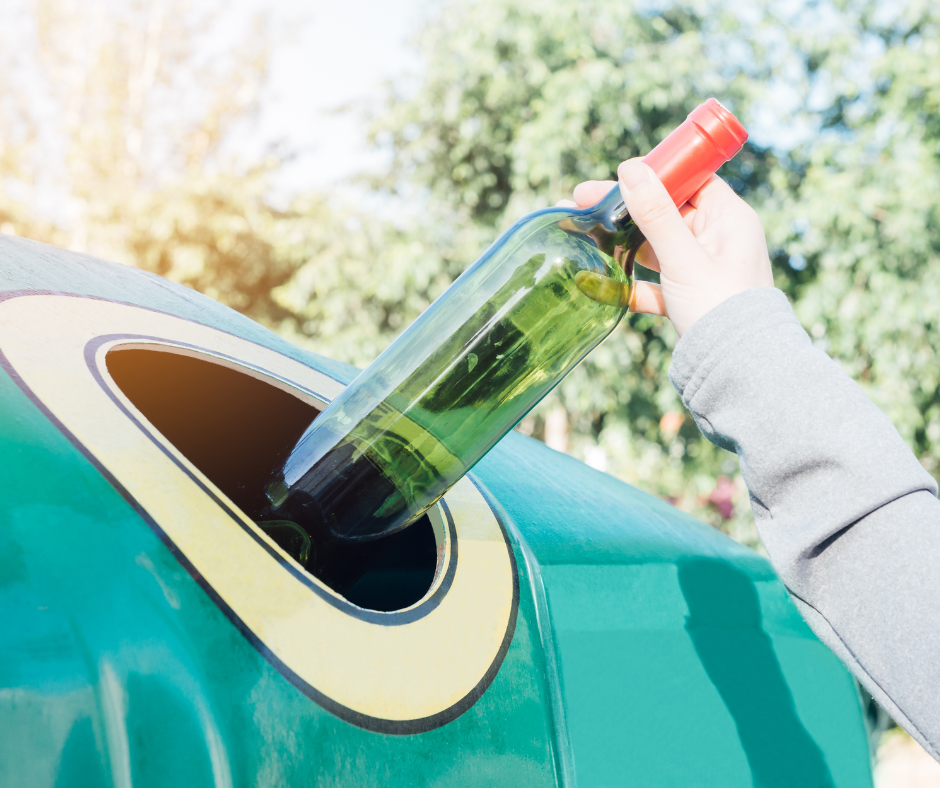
[0,0,833,215]
[0,0,429,215]
[219,0,815,199]
[224,0,429,195]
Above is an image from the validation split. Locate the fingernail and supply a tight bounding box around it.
[619,159,649,191]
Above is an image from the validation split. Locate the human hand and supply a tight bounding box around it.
[559,158,773,338]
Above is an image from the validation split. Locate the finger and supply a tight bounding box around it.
[555,199,577,208]
[635,241,660,272]
[618,159,700,269]
[688,173,736,209]
[634,204,696,272]
[679,202,701,237]
[684,176,742,235]
[573,179,616,208]
[628,281,666,316]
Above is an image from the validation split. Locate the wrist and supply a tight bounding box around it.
[672,284,763,338]
[669,287,791,399]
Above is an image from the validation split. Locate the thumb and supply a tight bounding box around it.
[618,159,700,269]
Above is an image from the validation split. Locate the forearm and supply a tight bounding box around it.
[669,287,940,758]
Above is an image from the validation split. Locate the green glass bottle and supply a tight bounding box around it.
[261,99,747,592]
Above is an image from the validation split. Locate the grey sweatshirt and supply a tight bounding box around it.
[669,287,940,761]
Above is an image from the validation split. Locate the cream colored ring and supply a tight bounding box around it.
[0,293,518,731]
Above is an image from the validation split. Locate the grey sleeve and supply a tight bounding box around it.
[669,286,940,760]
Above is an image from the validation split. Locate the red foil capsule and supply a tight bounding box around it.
[644,98,749,207]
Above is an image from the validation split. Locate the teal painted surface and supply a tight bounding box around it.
[0,237,558,787]
[0,235,361,386]
[0,235,873,786]
[475,434,873,788]
[0,347,559,787]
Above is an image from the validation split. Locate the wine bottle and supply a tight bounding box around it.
[260,99,747,593]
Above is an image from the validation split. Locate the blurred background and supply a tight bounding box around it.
[1,0,939,781]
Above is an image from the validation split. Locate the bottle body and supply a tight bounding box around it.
[259,98,748,594]
[264,188,642,583]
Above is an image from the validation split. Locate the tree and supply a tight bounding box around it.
[0,0,299,325]
[343,0,781,541]
[315,0,940,541]
[8,0,940,546]
[765,0,940,477]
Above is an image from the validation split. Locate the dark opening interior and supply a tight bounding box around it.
[106,347,439,612]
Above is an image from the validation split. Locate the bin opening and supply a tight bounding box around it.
[105,346,439,612]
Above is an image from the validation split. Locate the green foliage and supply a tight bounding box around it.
[269,197,469,364]
[6,0,940,545]
[372,0,767,218]
[339,0,940,541]
[355,0,779,540]
[765,1,940,478]
[0,0,288,323]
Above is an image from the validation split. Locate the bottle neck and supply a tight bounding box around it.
[597,184,632,228]
[570,184,644,274]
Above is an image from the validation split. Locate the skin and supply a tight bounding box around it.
[558,158,774,338]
